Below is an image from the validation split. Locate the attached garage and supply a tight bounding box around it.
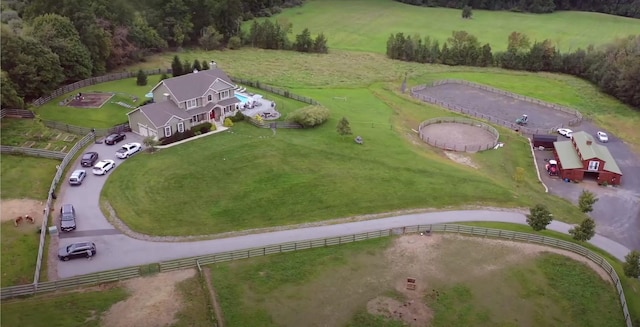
[138,124,149,137]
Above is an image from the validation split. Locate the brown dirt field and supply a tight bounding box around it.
[101,269,196,327]
[363,234,612,325]
[420,122,497,152]
[1,199,44,227]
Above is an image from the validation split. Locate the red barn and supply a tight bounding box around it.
[553,131,622,185]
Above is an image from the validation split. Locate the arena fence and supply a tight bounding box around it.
[411,80,583,135]
[0,224,632,327]
[418,117,500,152]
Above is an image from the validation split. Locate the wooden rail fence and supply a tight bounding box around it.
[0,146,66,160]
[0,108,35,119]
[41,120,131,137]
[418,117,500,152]
[0,224,632,326]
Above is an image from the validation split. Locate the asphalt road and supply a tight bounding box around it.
[54,134,632,278]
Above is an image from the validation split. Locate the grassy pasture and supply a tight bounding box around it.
[211,234,624,327]
[258,0,640,53]
[0,118,80,151]
[0,287,128,327]
[0,154,59,200]
[33,75,163,128]
[128,49,640,149]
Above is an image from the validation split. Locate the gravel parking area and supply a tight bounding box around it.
[415,84,576,130]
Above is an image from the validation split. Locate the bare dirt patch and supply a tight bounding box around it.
[420,122,496,152]
[443,151,479,169]
[364,234,613,325]
[101,269,196,327]
[1,199,44,223]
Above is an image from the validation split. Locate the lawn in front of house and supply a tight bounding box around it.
[33,75,163,128]
[211,234,624,327]
[102,85,588,236]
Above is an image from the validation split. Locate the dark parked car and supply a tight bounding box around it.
[58,242,96,261]
[104,133,126,145]
[60,204,77,232]
[80,152,99,167]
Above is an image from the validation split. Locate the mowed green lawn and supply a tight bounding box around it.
[211,235,624,327]
[257,0,640,52]
[33,75,163,128]
[102,86,588,236]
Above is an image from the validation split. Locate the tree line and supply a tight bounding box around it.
[386,31,640,109]
[394,0,640,17]
[1,0,332,109]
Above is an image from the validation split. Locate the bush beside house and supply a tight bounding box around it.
[158,122,216,145]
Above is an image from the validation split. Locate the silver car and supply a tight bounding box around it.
[69,170,87,185]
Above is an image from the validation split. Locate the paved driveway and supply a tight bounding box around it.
[53,132,635,279]
[534,122,640,251]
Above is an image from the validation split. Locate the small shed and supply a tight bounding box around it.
[532,134,558,149]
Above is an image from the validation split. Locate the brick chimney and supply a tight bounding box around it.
[210,61,217,69]
[586,140,592,145]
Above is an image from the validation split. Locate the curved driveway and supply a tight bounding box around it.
[55,133,632,279]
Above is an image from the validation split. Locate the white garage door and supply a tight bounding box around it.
[138,124,148,137]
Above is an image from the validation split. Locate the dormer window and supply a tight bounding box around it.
[186,99,197,109]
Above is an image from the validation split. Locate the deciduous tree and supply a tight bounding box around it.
[569,218,596,241]
[578,189,598,213]
[462,5,473,18]
[199,26,223,50]
[623,250,640,278]
[526,204,553,231]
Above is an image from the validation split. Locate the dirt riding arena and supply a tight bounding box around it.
[67,92,114,108]
[414,82,577,131]
[418,118,499,153]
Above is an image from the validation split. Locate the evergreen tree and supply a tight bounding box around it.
[336,117,352,138]
[294,28,313,52]
[136,69,148,86]
[183,59,192,74]
[201,60,210,70]
[171,55,183,77]
[193,59,202,71]
[160,73,168,80]
[313,33,328,53]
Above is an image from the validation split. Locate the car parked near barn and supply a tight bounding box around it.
[597,131,609,143]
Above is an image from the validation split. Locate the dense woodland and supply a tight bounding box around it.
[387,31,640,109]
[394,0,640,17]
[0,0,639,110]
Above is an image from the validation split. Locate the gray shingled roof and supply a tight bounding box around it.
[159,68,235,102]
[136,101,186,127]
[218,97,241,106]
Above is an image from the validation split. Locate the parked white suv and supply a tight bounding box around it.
[116,142,142,159]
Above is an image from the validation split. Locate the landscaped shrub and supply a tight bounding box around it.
[228,36,242,50]
[140,99,153,106]
[287,105,330,128]
[229,111,245,122]
[190,122,213,134]
[158,129,196,145]
[223,118,234,127]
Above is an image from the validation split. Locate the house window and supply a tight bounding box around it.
[164,126,172,137]
[186,99,197,109]
[177,122,184,133]
[221,90,229,99]
[208,94,212,102]
[588,161,600,171]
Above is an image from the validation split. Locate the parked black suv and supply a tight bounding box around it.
[104,133,126,145]
[80,152,99,167]
[58,242,96,261]
[60,204,77,232]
